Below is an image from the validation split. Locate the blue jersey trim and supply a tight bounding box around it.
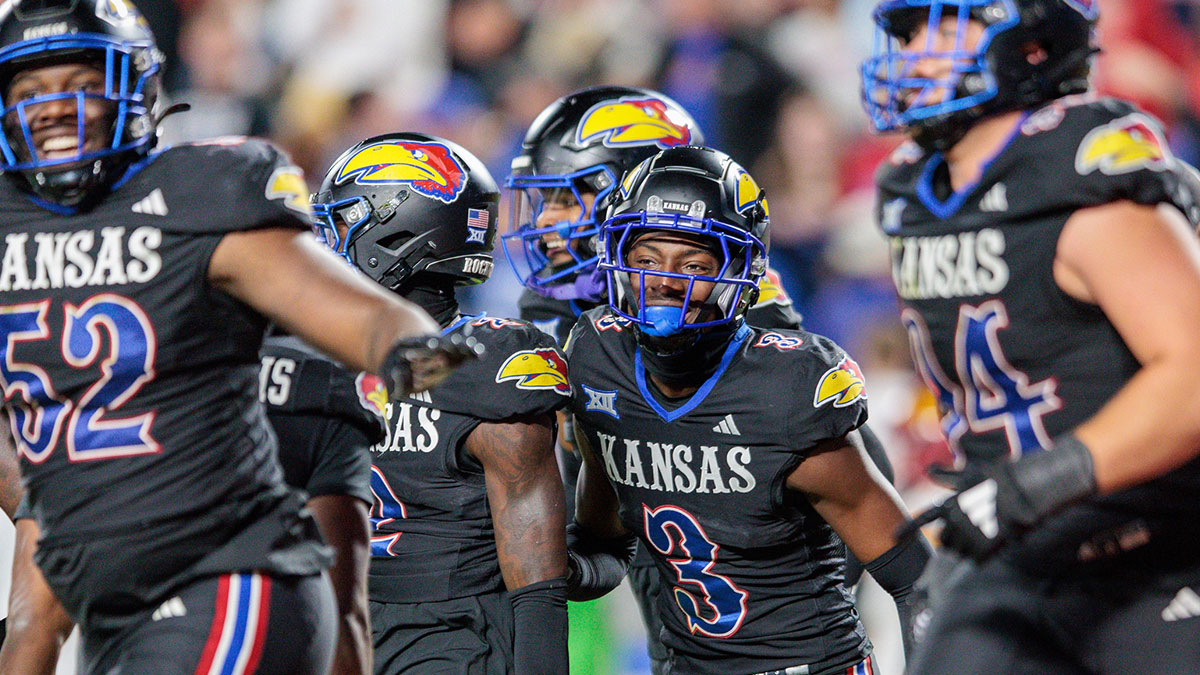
[442,312,484,335]
[635,324,751,423]
[916,111,1030,219]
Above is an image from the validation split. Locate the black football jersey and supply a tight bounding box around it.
[876,96,1200,571]
[260,334,384,504]
[367,314,570,603]
[566,307,871,674]
[0,138,325,618]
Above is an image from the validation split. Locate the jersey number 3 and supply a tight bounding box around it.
[644,504,748,638]
[0,296,158,462]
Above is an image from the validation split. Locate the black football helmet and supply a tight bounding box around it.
[600,145,769,340]
[312,132,499,292]
[861,0,1098,148]
[503,86,703,300]
[0,0,163,206]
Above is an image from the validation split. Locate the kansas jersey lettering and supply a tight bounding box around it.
[0,139,327,623]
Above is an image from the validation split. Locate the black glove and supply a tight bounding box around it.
[381,332,484,397]
[564,522,638,601]
[899,434,1098,562]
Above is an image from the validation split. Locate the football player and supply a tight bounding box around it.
[0,1,475,673]
[564,145,930,675]
[861,1,1200,672]
[312,132,569,674]
[507,86,903,673]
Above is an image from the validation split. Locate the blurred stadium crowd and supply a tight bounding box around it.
[124,0,1200,672]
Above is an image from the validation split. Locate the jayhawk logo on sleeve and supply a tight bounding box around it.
[814,356,867,408]
[355,372,389,417]
[1075,114,1171,176]
[266,165,312,216]
[335,140,468,204]
[496,349,570,395]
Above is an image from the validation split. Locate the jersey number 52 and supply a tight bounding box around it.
[0,296,158,462]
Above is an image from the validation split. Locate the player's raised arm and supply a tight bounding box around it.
[1054,201,1200,490]
[208,226,479,395]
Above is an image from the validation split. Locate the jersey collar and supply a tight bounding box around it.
[634,323,751,423]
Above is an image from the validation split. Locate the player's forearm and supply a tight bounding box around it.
[475,419,568,589]
[307,495,372,675]
[1074,356,1200,493]
[0,416,23,519]
[572,427,626,538]
[492,468,569,589]
[209,228,440,374]
[822,488,913,565]
[1,522,73,675]
[0,623,70,675]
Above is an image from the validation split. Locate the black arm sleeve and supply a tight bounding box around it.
[509,578,569,675]
[863,533,933,658]
[564,521,638,602]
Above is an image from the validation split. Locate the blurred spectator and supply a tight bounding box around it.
[164,0,274,143]
[268,0,449,174]
[649,0,795,167]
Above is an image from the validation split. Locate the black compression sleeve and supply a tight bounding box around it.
[510,578,569,675]
[864,533,933,656]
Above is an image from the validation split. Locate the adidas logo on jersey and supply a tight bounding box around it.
[132,188,169,216]
[712,414,740,436]
[1162,587,1200,622]
[979,183,1008,212]
[151,596,187,621]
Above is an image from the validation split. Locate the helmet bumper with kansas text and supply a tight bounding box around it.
[503,85,704,300]
[312,132,500,292]
[860,0,1098,149]
[0,0,164,207]
[600,146,769,347]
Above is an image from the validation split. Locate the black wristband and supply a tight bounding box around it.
[1009,432,1097,521]
[863,532,933,600]
[510,578,569,675]
[564,522,637,601]
[864,534,932,658]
